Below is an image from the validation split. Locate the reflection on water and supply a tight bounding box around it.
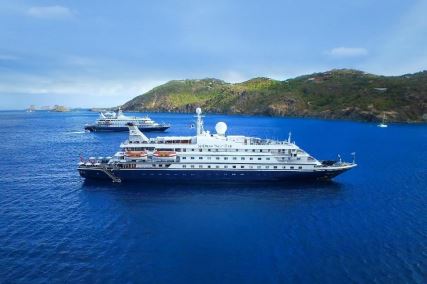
[81,179,345,204]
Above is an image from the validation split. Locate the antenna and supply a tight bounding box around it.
[351,152,356,164]
[288,132,292,143]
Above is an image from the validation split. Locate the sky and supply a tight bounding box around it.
[0,0,426,109]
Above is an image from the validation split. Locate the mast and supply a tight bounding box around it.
[195,108,204,135]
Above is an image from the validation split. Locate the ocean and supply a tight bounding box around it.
[0,110,426,283]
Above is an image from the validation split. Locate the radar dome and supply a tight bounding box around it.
[196,108,202,115]
[215,122,227,135]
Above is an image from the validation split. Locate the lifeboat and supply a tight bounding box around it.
[125,150,148,158]
[153,151,176,158]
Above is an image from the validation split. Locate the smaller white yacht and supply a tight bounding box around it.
[85,108,170,132]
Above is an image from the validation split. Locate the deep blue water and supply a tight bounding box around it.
[0,110,426,283]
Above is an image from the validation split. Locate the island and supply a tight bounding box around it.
[121,69,427,123]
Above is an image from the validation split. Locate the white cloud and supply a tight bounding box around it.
[327,47,368,58]
[27,5,73,19]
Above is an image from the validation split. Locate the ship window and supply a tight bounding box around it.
[250,157,253,160]
[274,166,277,169]
[183,165,186,168]
[290,166,294,169]
[235,149,238,152]
[208,165,211,168]
[191,165,195,168]
[232,165,236,169]
[183,149,186,152]
[159,164,162,167]
[297,157,301,160]
[299,166,302,169]
[252,149,255,152]
[241,157,245,160]
[266,158,270,160]
[257,166,261,169]
[208,149,211,152]
[207,157,211,160]
[199,165,203,168]
[233,157,237,160]
[266,166,269,169]
[224,157,228,160]
[192,149,195,151]
[216,157,220,160]
[224,165,228,168]
[245,149,248,152]
[191,157,195,160]
[199,149,202,152]
[283,166,286,169]
[182,157,186,160]
[258,158,262,160]
[199,157,203,160]
[216,165,219,168]
[240,166,244,169]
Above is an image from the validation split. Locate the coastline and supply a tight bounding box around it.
[4,109,426,124]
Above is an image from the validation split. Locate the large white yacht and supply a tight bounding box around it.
[85,108,170,132]
[78,108,357,183]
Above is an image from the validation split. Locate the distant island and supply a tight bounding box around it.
[27,105,92,112]
[120,69,427,123]
[27,105,70,112]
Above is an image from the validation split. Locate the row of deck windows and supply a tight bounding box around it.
[181,165,303,169]
[182,156,273,161]
[126,147,297,154]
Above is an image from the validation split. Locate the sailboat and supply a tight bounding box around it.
[378,113,388,128]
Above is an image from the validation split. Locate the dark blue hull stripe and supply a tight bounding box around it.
[84,126,169,132]
[78,168,348,182]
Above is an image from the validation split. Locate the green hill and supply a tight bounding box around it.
[121,69,427,122]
